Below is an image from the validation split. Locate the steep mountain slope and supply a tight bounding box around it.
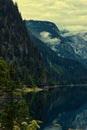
[25,20,87,84]
[62,31,87,68]
[26,20,78,60]
[26,20,87,68]
[62,31,87,59]
[62,30,87,41]
[0,0,46,86]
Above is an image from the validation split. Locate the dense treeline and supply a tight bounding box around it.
[0,0,45,129]
[0,57,41,130]
[0,0,46,86]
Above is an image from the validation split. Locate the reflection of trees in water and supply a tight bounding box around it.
[26,86,87,130]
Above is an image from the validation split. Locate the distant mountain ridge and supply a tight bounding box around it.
[26,20,81,60]
[25,20,87,84]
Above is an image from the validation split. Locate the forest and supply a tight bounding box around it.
[0,0,44,129]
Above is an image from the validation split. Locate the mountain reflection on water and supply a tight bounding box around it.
[25,85,87,130]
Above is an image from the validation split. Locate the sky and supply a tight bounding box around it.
[13,0,87,31]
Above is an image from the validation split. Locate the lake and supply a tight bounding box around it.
[25,85,87,130]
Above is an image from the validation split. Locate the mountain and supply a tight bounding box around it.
[25,20,87,84]
[62,30,87,68]
[26,20,87,68]
[0,0,46,86]
[62,30,87,41]
[26,20,78,60]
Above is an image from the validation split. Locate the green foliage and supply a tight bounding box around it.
[0,120,41,130]
[20,120,40,130]
[27,120,40,130]
[0,57,28,129]
[0,57,41,130]
[0,57,10,89]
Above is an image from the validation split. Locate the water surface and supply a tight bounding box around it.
[25,85,87,130]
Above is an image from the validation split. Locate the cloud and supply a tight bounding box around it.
[40,31,61,45]
[64,25,87,31]
[13,0,87,31]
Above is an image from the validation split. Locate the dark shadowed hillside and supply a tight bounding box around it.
[0,0,46,86]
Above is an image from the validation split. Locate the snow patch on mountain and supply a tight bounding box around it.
[66,35,87,59]
[78,32,87,41]
[61,29,87,59]
[62,30,87,41]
